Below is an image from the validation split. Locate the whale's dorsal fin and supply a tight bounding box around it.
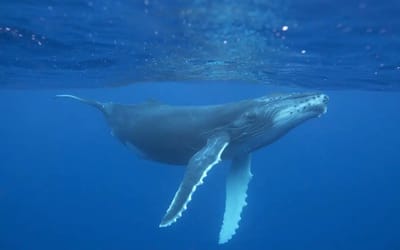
[219,154,253,244]
[159,133,230,227]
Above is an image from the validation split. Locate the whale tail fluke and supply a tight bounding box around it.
[55,94,106,113]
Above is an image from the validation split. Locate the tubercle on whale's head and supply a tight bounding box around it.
[261,92,329,129]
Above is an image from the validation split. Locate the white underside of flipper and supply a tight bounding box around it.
[159,134,230,227]
[219,154,253,244]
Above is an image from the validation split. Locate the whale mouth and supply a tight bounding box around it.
[294,93,329,117]
[309,95,328,117]
[272,93,329,126]
[314,94,329,117]
[318,105,328,117]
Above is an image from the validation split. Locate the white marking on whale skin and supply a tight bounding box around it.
[321,102,328,115]
[159,141,229,228]
[318,106,328,117]
[219,155,253,244]
[55,94,85,101]
[219,185,250,244]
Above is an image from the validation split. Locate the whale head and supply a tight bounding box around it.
[269,93,329,129]
[228,92,329,153]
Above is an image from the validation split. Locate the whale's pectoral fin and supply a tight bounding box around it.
[159,133,230,227]
[219,154,253,244]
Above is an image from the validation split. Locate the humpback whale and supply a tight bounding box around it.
[56,92,329,244]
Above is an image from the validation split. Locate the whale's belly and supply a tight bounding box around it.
[116,120,213,165]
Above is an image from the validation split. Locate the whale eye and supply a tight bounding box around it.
[243,112,258,123]
[245,112,257,120]
[233,112,257,128]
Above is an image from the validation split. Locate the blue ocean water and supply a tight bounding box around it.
[1,1,400,250]
[1,0,399,90]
